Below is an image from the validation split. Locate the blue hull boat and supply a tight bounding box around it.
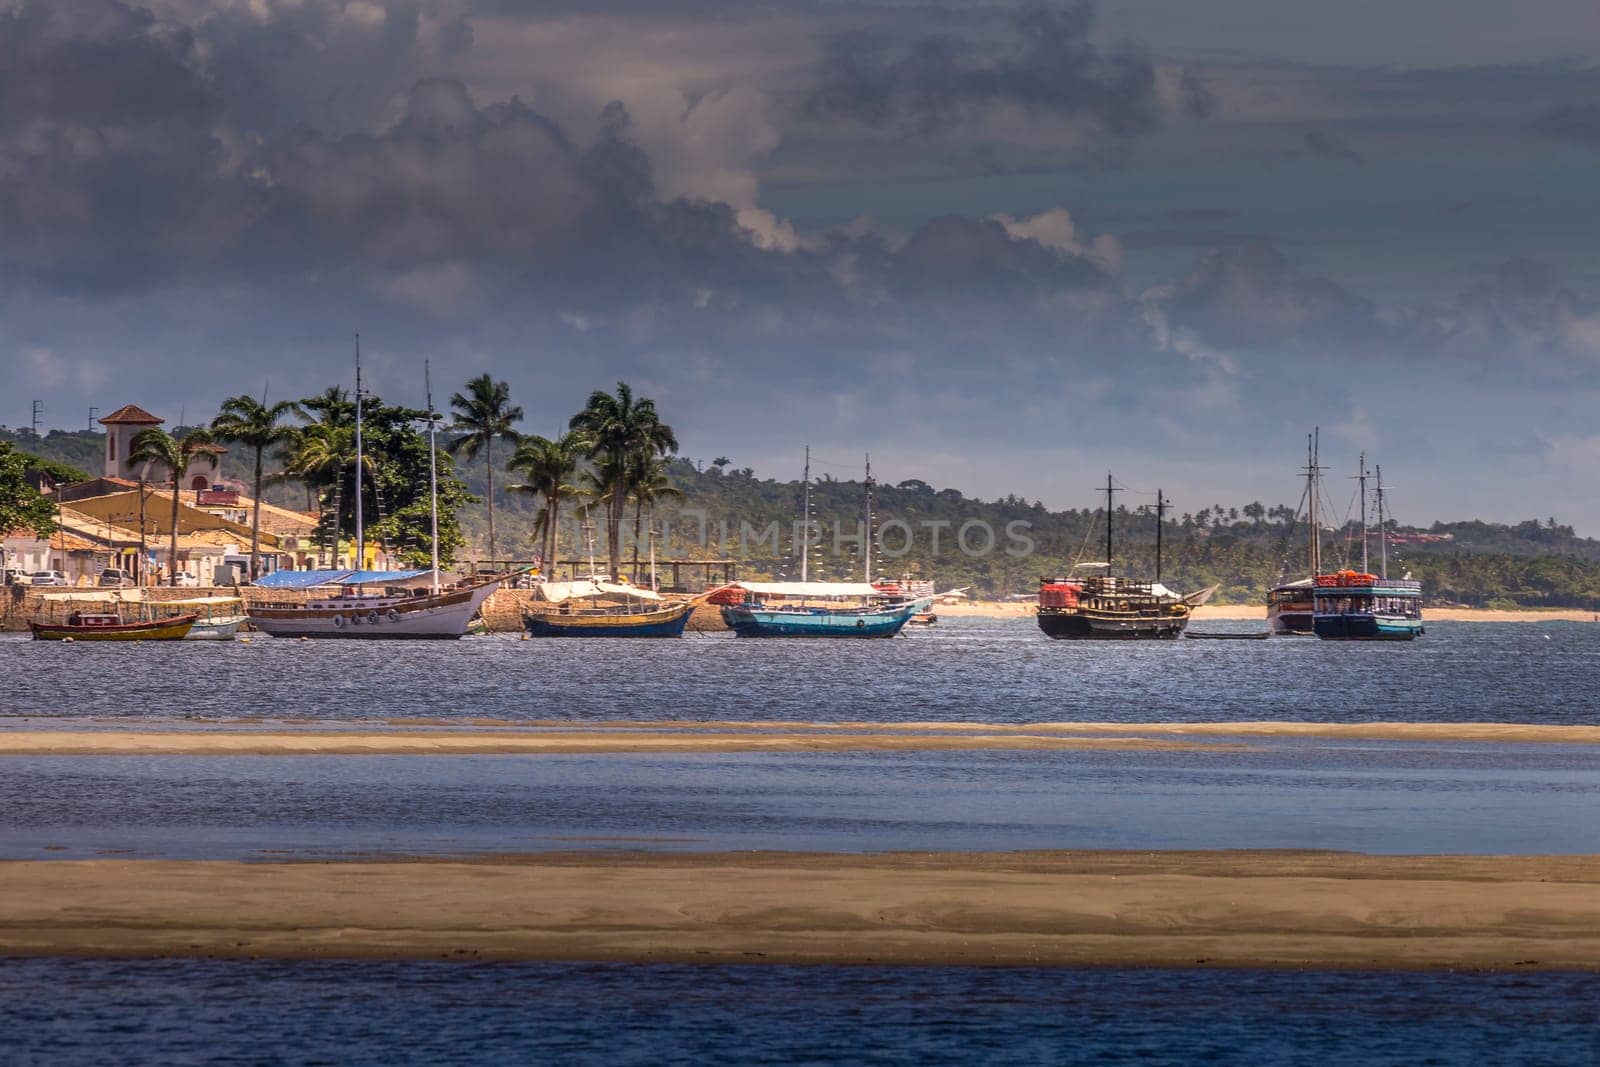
[721,601,917,638]
[1312,571,1424,641]
[1312,613,1424,641]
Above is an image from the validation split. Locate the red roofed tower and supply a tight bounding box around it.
[99,404,165,480]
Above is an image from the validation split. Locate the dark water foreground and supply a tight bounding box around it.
[2,958,1597,1066]
[3,618,1598,724]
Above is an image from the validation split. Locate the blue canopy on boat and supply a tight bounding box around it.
[252,568,433,589]
[340,569,433,585]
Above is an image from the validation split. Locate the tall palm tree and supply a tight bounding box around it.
[627,451,681,583]
[569,382,677,580]
[449,374,522,565]
[210,396,298,579]
[127,426,215,586]
[508,432,588,576]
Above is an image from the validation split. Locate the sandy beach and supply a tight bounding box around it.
[933,601,1600,623]
[3,850,1596,970]
[1,720,1596,755]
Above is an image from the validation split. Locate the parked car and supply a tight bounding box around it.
[173,572,201,587]
[27,570,70,586]
[97,568,134,588]
[1,568,25,586]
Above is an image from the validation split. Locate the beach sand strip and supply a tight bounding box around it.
[2,850,1597,970]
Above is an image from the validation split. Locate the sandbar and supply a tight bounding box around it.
[0,727,1219,756]
[3,850,1597,970]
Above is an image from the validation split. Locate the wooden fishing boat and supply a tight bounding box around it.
[247,569,510,639]
[30,611,197,642]
[1037,477,1210,640]
[720,588,920,638]
[523,597,697,638]
[167,596,248,640]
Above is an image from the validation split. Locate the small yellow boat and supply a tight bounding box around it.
[30,611,198,642]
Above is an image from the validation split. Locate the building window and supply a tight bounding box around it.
[108,436,116,462]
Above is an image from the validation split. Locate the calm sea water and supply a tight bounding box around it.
[4,620,1598,1062]
[4,743,1599,859]
[1,618,1598,723]
[2,959,1597,1066]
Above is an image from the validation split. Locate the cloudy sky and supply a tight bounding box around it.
[4,0,1600,528]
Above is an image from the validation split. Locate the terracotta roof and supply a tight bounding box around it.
[186,442,228,454]
[99,404,164,425]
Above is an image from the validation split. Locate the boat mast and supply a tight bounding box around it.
[801,445,811,583]
[1304,429,1324,576]
[1103,473,1118,575]
[863,452,873,585]
[354,333,364,570]
[1356,452,1369,574]
[1375,464,1388,579]
[424,359,441,595]
[1155,488,1166,584]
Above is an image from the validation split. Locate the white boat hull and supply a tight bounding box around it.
[247,582,501,639]
[184,615,248,640]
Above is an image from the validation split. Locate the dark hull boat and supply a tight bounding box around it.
[1267,580,1315,635]
[1313,461,1424,642]
[1037,578,1192,640]
[1312,572,1423,641]
[1036,478,1209,641]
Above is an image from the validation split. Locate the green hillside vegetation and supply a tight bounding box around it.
[9,424,1600,608]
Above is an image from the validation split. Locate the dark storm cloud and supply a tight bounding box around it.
[1534,103,1600,146]
[1160,244,1380,350]
[801,3,1178,143]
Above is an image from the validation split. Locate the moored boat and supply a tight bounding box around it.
[1037,478,1208,640]
[1313,460,1423,641]
[30,611,197,642]
[246,569,509,639]
[522,579,700,637]
[719,582,919,637]
[1312,570,1423,640]
[1268,431,1324,635]
[168,596,248,640]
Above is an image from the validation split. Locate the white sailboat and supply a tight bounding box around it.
[246,345,514,639]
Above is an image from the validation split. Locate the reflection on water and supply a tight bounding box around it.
[1,618,1598,725]
[4,742,1598,859]
[1,958,1597,1066]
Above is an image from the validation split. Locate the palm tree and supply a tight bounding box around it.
[508,432,588,575]
[448,374,522,565]
[569,382,677,579]
[210,396,298,579]
[627,450,681,582]
[127,426,215,586]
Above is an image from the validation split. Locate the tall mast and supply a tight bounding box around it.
[1304,429,1325,576]
[1356,452,1369,573]
[1375,464,1388,579]
[1103,473,1118,575]
[863,452,873,584]
[354,333,364,570]
[424,359,441,595]
[801,445,811,583]
[1155,488,1166,584]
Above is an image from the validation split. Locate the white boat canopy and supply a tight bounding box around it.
[733,581,882,598]
[536,580,663,603]
[36,590,145,602]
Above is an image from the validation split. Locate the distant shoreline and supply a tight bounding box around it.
[3,850,1597,970]
[935,601,1600,623]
